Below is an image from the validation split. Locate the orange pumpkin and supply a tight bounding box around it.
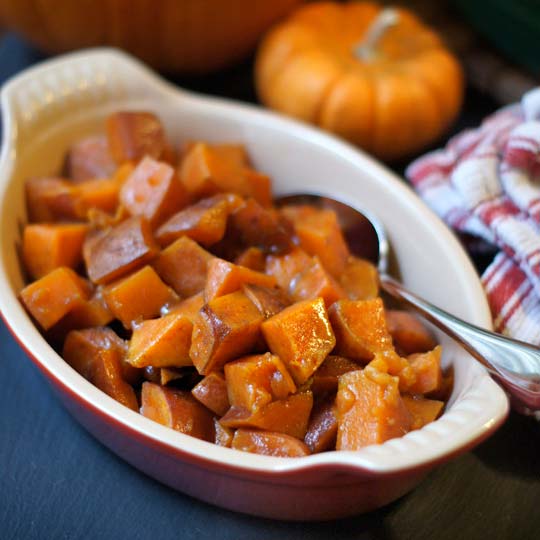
[255,1,463,160]
[0,0,303,74]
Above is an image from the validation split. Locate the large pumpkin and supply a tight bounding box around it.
[255,2,463,161]
[0,0,303,73]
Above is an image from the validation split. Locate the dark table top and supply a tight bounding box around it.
[1,33,539,540]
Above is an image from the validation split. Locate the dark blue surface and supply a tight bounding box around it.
[1,34,540,540]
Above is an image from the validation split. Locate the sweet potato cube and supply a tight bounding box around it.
[234,247,265,271]
[140,382,214,441]
[25,177,77,222]
[205,258,276,301]
[407,346,443,394]
[103,265,177,328]
[22,223,89,280]
[166,292,205,322]
[63,328,138,410]
[159,367,189,386]
[242,283,290,319]
[304,398,338,453]
[231,429,310,457]
[329,298,393,363]
[65,134,116,182]
[386,310,437,355]
[153,236,214,297]
[281,205,349,276]
[402,395,444,430]
[340,256,379,300]
[127,311,193,368]
[73,177,122,217]
[106,111,166,164]
[189,290,264,375]
[336,369,412,450]
[311,355,360,396]
[261,297,335,385]
[214,419,234,447]
[155,193,229,247]
[365,351,417,393]
[192,372,230,416]
[224,353,296,412]
[20,267,90,330]
[220,392,313,439]
[265,247,311,292]
[291,257,345,307]
[120,156,189,228]
[84,216,159,284]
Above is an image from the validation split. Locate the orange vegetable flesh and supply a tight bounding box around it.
[386,310,437,354]
[340,256,379,300]
[304,398,338,453]
[402,395,444,430]
[192,372,230,417]
[65,134,116,182]
[310,355,360,396]
[231,429,310,457]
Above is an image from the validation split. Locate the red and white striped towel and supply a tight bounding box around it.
[406,88,540,345]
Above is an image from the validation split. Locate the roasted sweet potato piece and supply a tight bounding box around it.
[191,371,230,416]
[407,346,443,394]
[402,395,444,430]
[386,310,437,354]
[63,328,138,410]
[103,265,177,329]
[336,369,412,450]
[265,247,311,292]
[84,216,159,284]
[329,298,393,363]
[153,236,214,297]
[221,392,313,439]
[242,283,290,319]
[261,297,335,385]
[140,382,214,441]
[25,177,77,222]
[304,398,338,453]
[281,205,349,277]
[231,429,310,457]
[20,267,90,330]
[22,223,89,280]
[165,292,205,321]
[205,258,276,301]
[189,290,264,375]
[214,418,234,447]
[127,311,193,368]
[310,355,360,396]
[365,351,417,393]
[224,353,296,412]
[106,111,166,164]
[291,257,345,307]
[340,256,379,300]
[155,193,229,247]
[119,156,189,228]
[234,247,266,271]
[73,177,122,217]
[65,134,116,182]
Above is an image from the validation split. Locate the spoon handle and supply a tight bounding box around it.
[380,274,540,410]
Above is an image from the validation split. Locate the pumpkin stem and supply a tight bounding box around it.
[355,8,399,61]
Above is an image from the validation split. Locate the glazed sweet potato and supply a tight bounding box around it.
[191,372,230,416]
[386,310,437,354]
[304,398,338,453]
[65,134,116,182]
[231,429,310,457]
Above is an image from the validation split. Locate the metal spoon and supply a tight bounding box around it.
[278,194,540,411]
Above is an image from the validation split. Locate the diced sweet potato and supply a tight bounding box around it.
[365,351,417,393]
[310,355,360,396]
[340,256,379,300]
[407,346,443,394]
[103,265,177,328]
[189,290,264,375]
[84,216,159,284]
[234,247,266,271]
[165,292,205,322]
[65,134,116,182]
[291,257,345,307]
[281,205,349,276]
[192,371,230,416]
[73,177,122,218]
[127,311,193,368]
[204,258,276,301]
[214,418,234,447]
[304,398,338,453]
[153,236,214,297]
[22,223,89,280]
[265,247,311,292]
[119,156,189,228]
[231,429,310,457]
[386,310,437,355]
[402,395,444,430]
[25,177,77,222]
[106,111,166,164]
[221,392,313,439]
[427,369,454,401]
[336,369,412,450]
[140,382,214,441]
[20,267,90,330]
[155,193,229,247]
[242,283,290,319]
[224,353,296,412]
[160,367,191,386]
[261,297,335,385]
[329,298,393,363]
